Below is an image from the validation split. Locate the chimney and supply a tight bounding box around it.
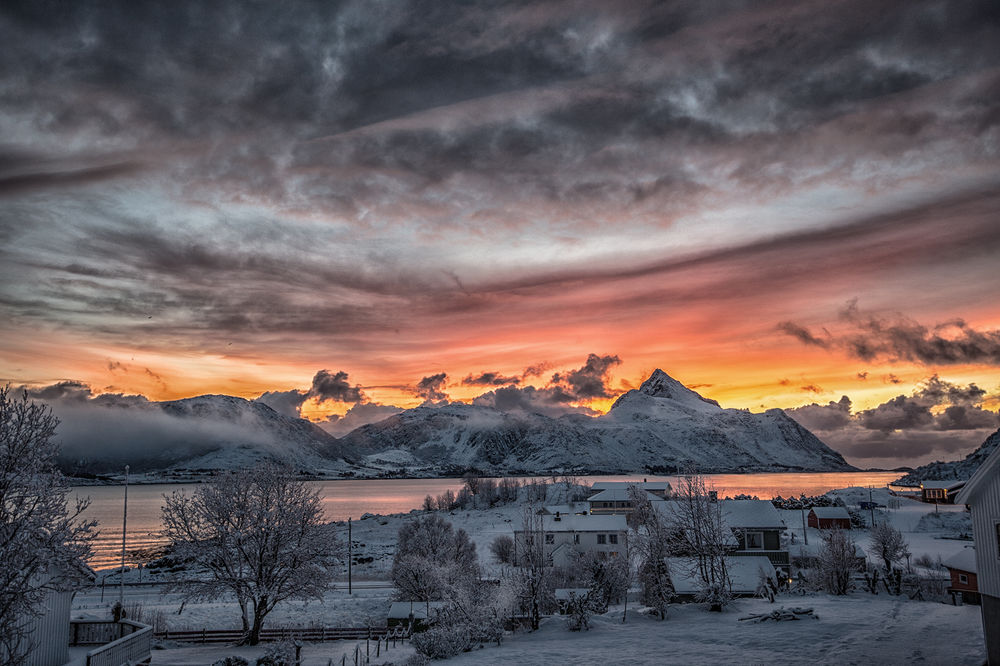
[555,511,561,521]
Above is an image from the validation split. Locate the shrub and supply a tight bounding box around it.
[212,658,249,666]
[489,535,515,565]
[411,622,472,659]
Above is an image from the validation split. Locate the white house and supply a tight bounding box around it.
[514,514,629,567]
[954,442,1000,665]
[591,480,672,498]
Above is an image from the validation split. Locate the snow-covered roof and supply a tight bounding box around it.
[667,556,776,595]
[944,548,977,574]
[788,542,865,559]
[388,601,446,619]
[809,506,850,519]
[591,481,672,492]
[538,514,628,532]
[721,500,785,529]
[588,488,662,502]
[921,480,967,490]
[955,443,1000,505]
[541,505,574,515]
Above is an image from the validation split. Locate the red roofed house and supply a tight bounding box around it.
[807,506,851,530]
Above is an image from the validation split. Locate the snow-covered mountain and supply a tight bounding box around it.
[893,427,1000,486]
[340,370,854,474]
[56,394,356,475]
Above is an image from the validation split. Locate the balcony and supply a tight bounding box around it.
[68,620,152,666]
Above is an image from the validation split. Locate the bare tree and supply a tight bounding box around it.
[1,388,95,665]
[629,486,674,619]
[818,528,855,595]
[666,475,732,611]
[160,463,336,645]
[868,521,910,573]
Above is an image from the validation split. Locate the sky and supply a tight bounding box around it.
[1,0,998,469]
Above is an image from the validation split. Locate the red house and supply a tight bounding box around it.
[945,549,979,605]
[807,506,851,530]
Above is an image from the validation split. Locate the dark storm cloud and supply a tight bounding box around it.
[318,401,403,436]
[414,373,448,401]
[462,372,521,387]
[787,395,853,431]
[781,302,1000,366]
[23,380,93,402]
[0,161,143,197]
[471,385,597,418]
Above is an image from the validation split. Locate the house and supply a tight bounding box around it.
[920,479,967,504]
[722,500,789,569]
[538,504,586,516]
[387,601,446,628]
[587,488,663,516]
[944,548,979,605]
[591,480,672,499]
[807,506,851,529]
[513,514,629,567]
[5,561,95,666]
[666,556,777,598]
[788,541,867,571]
[954,443,1000,665]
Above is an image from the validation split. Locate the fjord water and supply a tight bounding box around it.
[74,471,903,569]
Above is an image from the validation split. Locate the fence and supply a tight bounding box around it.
[70,620,152,666]
[154,625,410,645]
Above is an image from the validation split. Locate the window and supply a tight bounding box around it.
[597,534,607,545]
[745,531,764,549]
[544,533,554,545]
[573,534,580,545]
[959,573,969,585]
[609,534,619,545]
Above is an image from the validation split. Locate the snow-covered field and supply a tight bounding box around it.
[77,486,987,665]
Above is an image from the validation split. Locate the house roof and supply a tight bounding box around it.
[540,504,575,515]
[388,601,446,619]
[591,481,672,492]
[666,556,776,595]
[721,500,785,530]
[955,443,1000,505]
[652,501,740,547]
[944,548,977,574]
[921,480,967,490]
[538,514,628,532]
[809,506,850,520]
[588,488,662,502]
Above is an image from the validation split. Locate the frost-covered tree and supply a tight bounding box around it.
[666,475,732,611]
[160,464,336,645]
[818,528,855,595]
[1,388,96,665]
[629,486,674,619]
[391,514,480,610]
[514,508,553,630]
[490,534,515,565]
[868,521,910,573]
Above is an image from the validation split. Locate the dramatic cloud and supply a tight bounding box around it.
[462,371,521,387]
[471,385,597,418]
[788,375,1000,464]
[781,303,1000,366]
[550,353,622,400]
[413,373,448,401]
[256,369,366,417]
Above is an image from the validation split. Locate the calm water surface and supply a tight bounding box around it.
[73,471,903,569]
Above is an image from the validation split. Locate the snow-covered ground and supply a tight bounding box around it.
[76,485,987,665]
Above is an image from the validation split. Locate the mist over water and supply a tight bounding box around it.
[74,472,903,570]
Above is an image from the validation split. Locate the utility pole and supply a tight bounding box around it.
[800,506,808,546]
[348,517,353,595]
[119,464,129,612]
[869,486,875,526]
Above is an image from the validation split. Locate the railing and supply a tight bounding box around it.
[154,625,408,644]
[70,620,152,666]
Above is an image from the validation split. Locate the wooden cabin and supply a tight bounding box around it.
[944,548,979,605]
[920,479,967,504]
[807,506,851,530]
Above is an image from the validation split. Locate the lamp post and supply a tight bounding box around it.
[119,464,129,612]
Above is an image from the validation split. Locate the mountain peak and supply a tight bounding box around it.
[638,369,721,408]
